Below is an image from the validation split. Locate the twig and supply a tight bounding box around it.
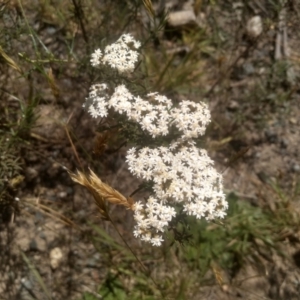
[64,112,84,170]
[275,1,289,60]
[71,0,89,45]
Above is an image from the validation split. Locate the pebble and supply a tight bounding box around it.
[227,100,239,111]
[292,164,300,173]
[46,26,57,35]
[168,10,197,27]
[21,278,33,289]
[58,191,68,198]
[86,258,98,268]
[25,167,39,181]
[50,247,63,269]
[246,16,263,38]
[243,62,255,75]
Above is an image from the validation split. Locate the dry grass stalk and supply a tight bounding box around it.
[142,0,155,18]
[0,46,22,74]
[46,67,60,98]
[93,132,109,157]
[69,169,134,219]
[212,262,224,286]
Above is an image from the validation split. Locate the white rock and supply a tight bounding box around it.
[246,16,263,38]
[50,247,63,269]
[168,10,196,27]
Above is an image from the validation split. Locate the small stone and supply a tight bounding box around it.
[246,16,263,38]
[292,164,300,173]
[168,10,197,27]
[254,151,261,159]
[21,278,33,289]
[58,191,67,198]
[46,26,57,35]
[243,62,255,75]
[50,247,63,269]
[227,100,239,111]
[25,167,38,181]
[86,258,98,268]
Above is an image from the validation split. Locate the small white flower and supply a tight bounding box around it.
[90,49,102,66]
[85,83,109,118]
[121,33,134,43]
[133,201,144,212]
[133,227,143,237]
[141,232,152,242]
[88,105,100,118]
[150,235,164,246]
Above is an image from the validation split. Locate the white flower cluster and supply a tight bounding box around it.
[171,101,210,139]
[86,34,228,246]
[86,84,211,140]
[133,198,176,246]
[83,83,109,118]
[127,141,227,245]
[90,33,141,73]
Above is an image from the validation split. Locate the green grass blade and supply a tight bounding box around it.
[21,252,52,300]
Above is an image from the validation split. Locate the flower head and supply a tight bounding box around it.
[126,141,227,246]
[85,83,109,118]
[84,34,227,246]
[171,100,211,139]
[90,49,102,67]
[90,34,140,73]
